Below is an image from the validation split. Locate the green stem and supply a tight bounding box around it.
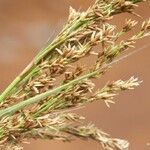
[0,77,21,102]
[0,63,35,102]
[0,70,99,118]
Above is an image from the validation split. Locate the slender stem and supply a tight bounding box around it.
[0,77,21,102]
[0,62,35,102]
[0,70,99,118]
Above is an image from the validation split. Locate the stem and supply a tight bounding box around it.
[0,70,99,118]
[0,77,21,102]
[0,62,35,102]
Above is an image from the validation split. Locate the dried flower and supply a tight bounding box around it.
[94,77,141,107]
[0,0,149,149]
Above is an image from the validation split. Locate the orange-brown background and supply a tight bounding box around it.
[0,0,150,150]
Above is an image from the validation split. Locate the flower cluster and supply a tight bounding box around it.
[0,0,149,149]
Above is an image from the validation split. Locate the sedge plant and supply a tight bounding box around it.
[0,0,150,149]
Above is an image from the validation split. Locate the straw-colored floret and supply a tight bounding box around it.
[0,0,149,149]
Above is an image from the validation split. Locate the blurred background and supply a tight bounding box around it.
[0,0,150,149]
